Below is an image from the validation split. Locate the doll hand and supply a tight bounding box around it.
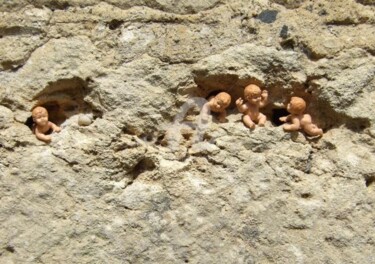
[236,98,243,106]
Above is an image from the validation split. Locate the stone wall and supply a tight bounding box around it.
[1,0,375,263]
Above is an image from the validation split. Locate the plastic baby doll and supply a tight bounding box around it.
[203,92,232,123]
[32,106,61,142]
[279,96,323,136]
[236,84,268,129]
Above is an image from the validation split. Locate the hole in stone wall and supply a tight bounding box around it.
[122,126,139,136]
[129,157,156,182]
[280,38,295,50]
[365,175,375,188]
[192,72,265,111]
[206,90,223,99]
[24,116,34,130]
[182,130,193,141]
[193,74,240,97]
[108,19,124,30]
[5,245,15,253]
[345,118,371,132]
[155,133,166,146]
[301,193,312,199]
[1,61,23,72]
[279,25,289,39]
[30,77,102,127]
[48,1,70,10]
[33,0,70,10]
[192,73,363,134]
[271,108,289,126]
[140,133,154,142]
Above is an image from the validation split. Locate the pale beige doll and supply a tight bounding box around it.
[202,92,232,123]
[279,96,323,136]
[236,84,268,129]
[32,106,61,142]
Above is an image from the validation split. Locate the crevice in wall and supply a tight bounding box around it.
[31,0,70,10]
[126,157,157,186]
[1,61,23,72]
[27,77,102,129]
[192,73,264,111]
[5,245,15,253]
[345,117,371,132]
[181,61,375,142]
[365,174,375,188]
[107,19,124,30]
[0,26,43,37]
[271,108,290,126]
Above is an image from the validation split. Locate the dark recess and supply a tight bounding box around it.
[108,19,124,30]
[257,10,278,24]
[271,108,289,126]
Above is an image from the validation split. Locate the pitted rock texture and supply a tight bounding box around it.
[1,0,375,263]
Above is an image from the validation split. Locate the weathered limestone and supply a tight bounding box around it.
[1,0,375,263]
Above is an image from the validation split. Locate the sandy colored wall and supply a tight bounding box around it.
[1,0,375,263]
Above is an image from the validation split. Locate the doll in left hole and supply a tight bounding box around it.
[31,106,61,142]
[202,92,232,123]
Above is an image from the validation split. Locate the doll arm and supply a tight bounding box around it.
[236,98,248,113]
[282,116,300,131]
[217,110,227,123]
[279,114,291,122]
[49,122,61,132]
[35,129,52,142]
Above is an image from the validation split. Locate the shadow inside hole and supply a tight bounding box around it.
[206,90,223,99]
[24,116,34,131]
[345,118,371,132]
[301,193,312,199]
[32,77,102,127]
[130,157,156,180]
[5,245,15,253]
[43,101,67,125]
[108,19,123,30]
[141,133,154,142]
[25,101,66,131]
[365,176,375,188]
[271,108,289,126]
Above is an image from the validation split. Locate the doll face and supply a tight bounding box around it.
[211,98,228,112]
[32,108,49,126]
[244,85,262,104]
[210,93,231,112]
[246,92,262,104]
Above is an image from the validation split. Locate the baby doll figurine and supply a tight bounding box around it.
[236,84,268,129]
[203,92,231,123]
[279,96,323,137]
[32,106,61,142]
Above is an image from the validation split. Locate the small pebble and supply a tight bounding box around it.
[78,114,93,126]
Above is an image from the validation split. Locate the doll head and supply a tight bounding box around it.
[32,106,49,126]
[244,84,262,104]
[287,97,306,114]
[210,92,231,112]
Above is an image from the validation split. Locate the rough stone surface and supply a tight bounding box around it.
[1,0,375,263]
